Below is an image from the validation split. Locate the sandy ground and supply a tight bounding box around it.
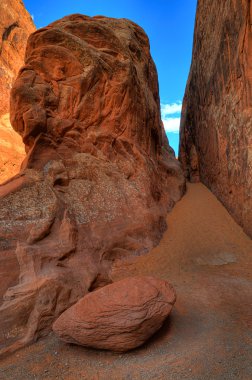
[0,182,252,379]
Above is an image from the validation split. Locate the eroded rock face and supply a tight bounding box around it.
[53,276,176,352]
[0,0,34,183]
[0,14,185,355]
[179,0,252,237]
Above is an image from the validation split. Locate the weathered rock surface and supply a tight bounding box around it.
[53,276,176,352]
[179,0,252,237]
[0,15,185,355]
[0,0,34,183]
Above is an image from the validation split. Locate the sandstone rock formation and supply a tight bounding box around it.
[0,114,25,183]
[53,276,176,352]
[0,15,185,355]
[0,0,35,115]
[0,0,35,183]
[179,0,252,237]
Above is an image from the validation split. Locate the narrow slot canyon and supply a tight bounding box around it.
[0,1,251,379]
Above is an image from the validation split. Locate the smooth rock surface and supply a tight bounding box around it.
[179,0,252,237]
[0,14,185,355]
[53,276,176,352]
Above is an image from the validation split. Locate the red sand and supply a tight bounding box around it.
[1,182,252,379]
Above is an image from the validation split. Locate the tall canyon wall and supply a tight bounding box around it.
[179,0,252,237]
[0,0,35,182]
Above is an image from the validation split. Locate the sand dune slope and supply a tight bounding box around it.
[113,182,252,278]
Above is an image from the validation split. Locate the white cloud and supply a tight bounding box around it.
[162,117,181,133]
[161,101,182,117]
[31,14,34,21]
[161,101,182,133]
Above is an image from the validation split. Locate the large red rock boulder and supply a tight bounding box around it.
[53,276,176,352]
[0,0,34,183]
[179,0,252,237]
[0,14,185,355]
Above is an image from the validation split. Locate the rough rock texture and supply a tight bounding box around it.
[53,276,176,352]
[179,0,252,237]
[0,114,25,183]
[0,15,185,355]
[0,0,34,183]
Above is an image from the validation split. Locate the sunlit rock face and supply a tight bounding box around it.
[0,0,35,183]
[0,114,25,183]
[0,14,185,355]
[179,0,252,237]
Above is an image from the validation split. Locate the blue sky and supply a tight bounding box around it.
[23,0,197,155]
